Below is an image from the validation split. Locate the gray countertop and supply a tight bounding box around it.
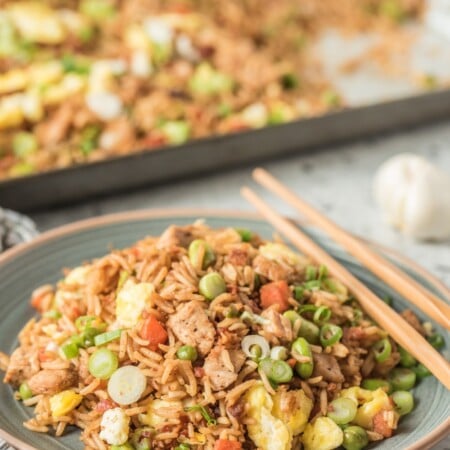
[1,120,447,450]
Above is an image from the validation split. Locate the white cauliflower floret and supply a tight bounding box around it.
[99,407,130,445]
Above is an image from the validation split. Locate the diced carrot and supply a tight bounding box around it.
[139,315,168,350]
[373,411,393,438]
[214,439,242,450]
[287,358,297,368]
[260,280,290,312]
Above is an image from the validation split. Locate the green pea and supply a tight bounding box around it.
[412,363,432,380]
[19,382,33,400]
[388,368,416,391]
[189,239,215,269]
[198,272,226,300]
[293,285,305,300]
[235,228,252,242]
[398,347,416,368]
[391,391,414,416]
[175,444,191,450]
[327,397,357,425]
[292,337,313,379]
[176,345,198,361]
[361,378,392,393]
[342,426,369,450]
[298,318,320,344]
[372,338,392,363]
[427,333,445,350]
[305,265,317,281]
[130,427,153,450]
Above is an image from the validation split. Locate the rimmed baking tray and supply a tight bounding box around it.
[1,86,450,212]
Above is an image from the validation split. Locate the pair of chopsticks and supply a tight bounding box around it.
[242,168,450,390]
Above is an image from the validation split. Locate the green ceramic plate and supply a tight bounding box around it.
[0,209,448,450]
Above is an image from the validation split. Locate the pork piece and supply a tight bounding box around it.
[400,310,426,336]
[157,225,194,249]
[227,247,249,266]
[3,347,38,386]
[252,255,292,281]
[168,301,215,356]
[261,308,293,342]
[203,346,246,391]
[86,263,120,295]
[28,368,78,395]
[99,118,135,153]
[312,352,345,383]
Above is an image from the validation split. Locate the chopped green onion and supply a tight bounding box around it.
[80,125,101,156]
[174,444,191,450]
[388,368,416,391]
[313,306,331,325]
[19,382,33,400]
[88,348,119,379]
[298,304,318,315]
[43,310,61,319]
[159,120,190,145]
[176,345,198,361]
[391,390,414,416]
[327,397,357,425]
[80,327,103,347]
[352,308,363,325]
[292,337,313,379]
[240,311,269,325]
[361,378,392,393]
[305,265,317,281]
[80,0,116,20]
[320,324,343,347]
[94,329,122,346]
[226,306,239,318]
[198,272,227,300]
[61,54,90,75]
[412,363,431,380]
[259,358,293,383]
[75,316,97,331]
[61,342,79,359]
[427,333,444,350]
[398,347,416,368]
[188,239,216,269]
[293,285,305,301]
[185,405,217,425]
[283,310,301,325]
[217,103,232,118]
[250,345,262,360]
[235,228,252,242]
[303,280,322,291]
[372,338,392,363]
[270,346,288,361]
[318,265,328,280]
[110,444,134,450]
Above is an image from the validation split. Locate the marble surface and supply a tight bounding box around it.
[32,120,450,288]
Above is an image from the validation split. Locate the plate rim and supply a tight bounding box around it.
[0,207,448,450]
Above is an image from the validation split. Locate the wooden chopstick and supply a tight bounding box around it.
[241,186,450,390]
[253,168,450,331]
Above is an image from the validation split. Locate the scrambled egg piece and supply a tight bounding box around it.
[340,387,393,429]
[139,399,182,427]
[116,279,154,328]
[99,407,130,446]
[50,390,82,418]
[302,417,344,450]
[245,384,312,450]
[64,265,91,285]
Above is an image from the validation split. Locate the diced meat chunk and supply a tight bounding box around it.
[400,310,426,336]
[28,368,78,395]
[203,346,245,391]
[373,411,394,438]
[261,308,293,343]
[312,353,345,383]
[227,247,249,266]
[168,301,215,356]
[157,225,195,249]
[3,347,38,387]
[253,255,292,281]
[35,104,73,146]
[86,263,120,295]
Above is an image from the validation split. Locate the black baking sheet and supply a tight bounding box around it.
[1,87,450,212]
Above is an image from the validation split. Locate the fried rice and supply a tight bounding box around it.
[0,0,424,179]
[0,222,438,450]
